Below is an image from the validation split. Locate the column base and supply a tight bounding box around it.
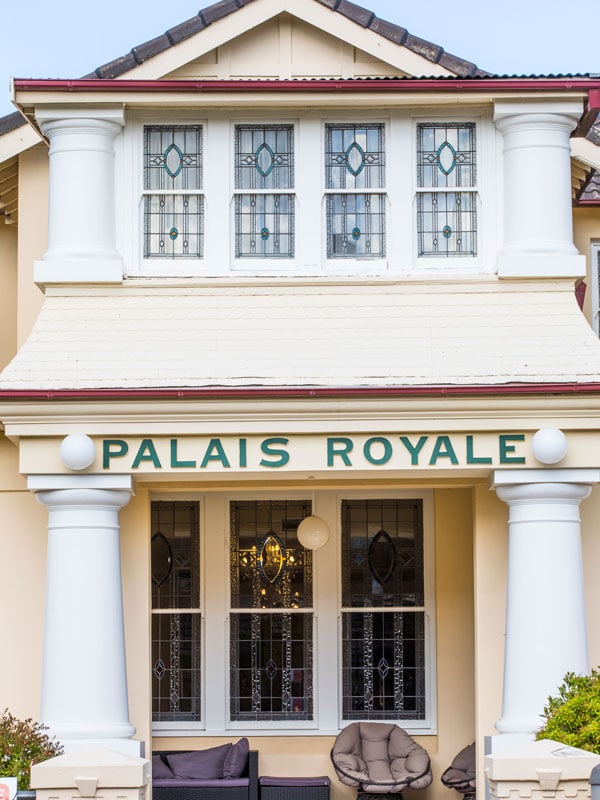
[34,258,123,285]
[497,253,585,278]
[59,738,144,757]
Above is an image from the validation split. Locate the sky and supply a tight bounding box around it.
[1,0,598,119]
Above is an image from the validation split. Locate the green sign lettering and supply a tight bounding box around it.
[260,437,290,468]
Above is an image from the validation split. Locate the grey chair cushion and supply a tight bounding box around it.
[441,743,476,793]
[331,722,432,793]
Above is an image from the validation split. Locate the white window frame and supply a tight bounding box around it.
[230,118,300,273]
[150,493,206,734]
[322,120,388,269]
[120,109,495,279]
[410,111,496,274]
[151,489,436,738]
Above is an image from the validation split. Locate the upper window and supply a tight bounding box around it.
[143,125,204,259]
[325,124,386,259]
[416,123,477,258]
[129,115,487,275]
[234,125,295,259]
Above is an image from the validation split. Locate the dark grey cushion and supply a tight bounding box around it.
[167,745,233,780]
[223,738,250,778]
[153,779,250,788]
[152,755,174,779]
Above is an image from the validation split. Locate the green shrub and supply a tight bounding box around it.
[536,669,600,753]
[0,710,63,790]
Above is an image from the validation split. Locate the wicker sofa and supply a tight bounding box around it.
[153,742,258,800]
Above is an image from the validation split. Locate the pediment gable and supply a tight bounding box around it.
[91,0,483,82]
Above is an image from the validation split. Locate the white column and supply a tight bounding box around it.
[492,468,599,739]
[34,106,125,285]
[28,474,139,755]
[494,99,585,278]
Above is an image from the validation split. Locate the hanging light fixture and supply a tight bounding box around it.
[297,492,330,550]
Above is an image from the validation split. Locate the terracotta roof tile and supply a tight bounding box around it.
[0,111,25,136]
[335,0,375,28]
[166,15,208,46]
[131,34,173,65]
[367,17,408,47]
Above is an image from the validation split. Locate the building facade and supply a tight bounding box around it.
[2,1,600,797]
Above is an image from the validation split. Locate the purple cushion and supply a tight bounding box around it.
[223,738,250,778]
[260,778,330,787]
[152,755,174,779]
[153,779,250,788]
[167,745,233,780]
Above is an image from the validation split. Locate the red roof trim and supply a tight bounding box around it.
[12,77,600,94]
[1,384,600,401]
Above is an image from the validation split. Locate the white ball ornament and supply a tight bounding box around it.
[60,433,96,471]
[297,515,330,550]
[532,428,568,465]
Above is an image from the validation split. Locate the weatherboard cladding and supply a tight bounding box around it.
[1,285,599,390]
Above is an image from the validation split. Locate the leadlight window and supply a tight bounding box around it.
[416,123,477,257]
[341,499,426,720]
[143,126,204,258]
[234,125,295,258]
[151,501,201,722]
[325,124,386,259]
[229,499,313,721]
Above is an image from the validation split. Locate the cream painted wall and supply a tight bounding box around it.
[434,489,475,780]
[0,435,47,719]
[17,144,46,347]
[472,486,507,790]
[0,221,17,369]
[121,486,152,753]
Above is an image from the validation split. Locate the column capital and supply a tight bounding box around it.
[35,105,125,129]
[493,98,583,131]
[492,468,600,489]
[28,474,132,493]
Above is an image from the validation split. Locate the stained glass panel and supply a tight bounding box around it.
[326,194,385,258]
[144,126,203,191]
[416,191,477,257]
[417,123,476,189]
[235,126,294,191]
[341,611,425,720]
[144,194,204,259]
[230,500,312,609]
[230,500,313,722]
[152,612,202,721]
[341,499,425,721]
[151,501,201,722]
[230,612,313,721]
[341,499,423,608]
[235,194,294,258]
[325,124,385,190]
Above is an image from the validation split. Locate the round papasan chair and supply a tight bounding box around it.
[441,743,476,800]
[331,722,433,798]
